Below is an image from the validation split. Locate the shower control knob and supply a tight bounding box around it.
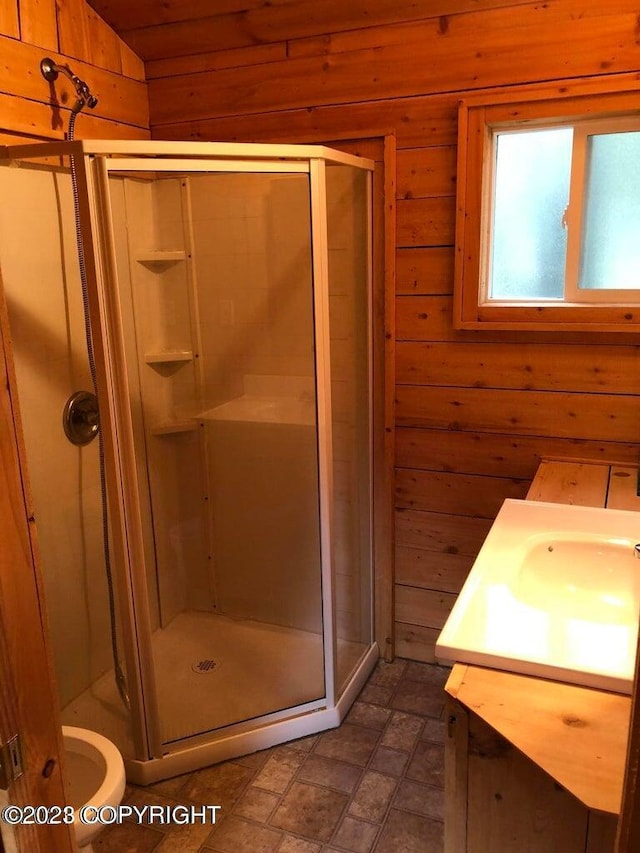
[63,391,100,446]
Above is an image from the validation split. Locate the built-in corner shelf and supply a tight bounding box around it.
[144,350,193,365]
[136,250,186,268]
[150,420,199,436]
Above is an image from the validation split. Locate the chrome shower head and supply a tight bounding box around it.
[40,57,98,112]
[40,57,61,83]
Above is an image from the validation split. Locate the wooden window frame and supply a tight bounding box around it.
[454,86,640,333]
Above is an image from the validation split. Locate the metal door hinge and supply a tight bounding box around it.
[0,735,23,789]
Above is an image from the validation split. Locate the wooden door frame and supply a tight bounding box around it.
[0,280,74,852]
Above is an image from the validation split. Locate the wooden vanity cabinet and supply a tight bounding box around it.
[443,460,634,852]
[445,696,617,852]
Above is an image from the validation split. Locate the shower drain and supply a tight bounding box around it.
[192,659,218,674]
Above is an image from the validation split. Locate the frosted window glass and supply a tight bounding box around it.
[490,128,572,299]
[580,132,640,290]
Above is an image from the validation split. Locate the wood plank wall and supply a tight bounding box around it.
[0,0,149,144]
[143,0,640,662]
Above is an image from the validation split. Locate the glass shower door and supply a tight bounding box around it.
[100,162,326,746]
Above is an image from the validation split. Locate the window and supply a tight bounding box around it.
[454,86,640,332]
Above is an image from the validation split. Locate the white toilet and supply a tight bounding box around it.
[62,726,126,852]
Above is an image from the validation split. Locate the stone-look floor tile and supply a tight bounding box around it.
[394,779,445,821]
[381,711,424,752]
[287,735,319,753]
[390,679,446,718]
[234,749,271,770]
[253,747,306,794]
[406,741,445,789]
[369,745,409,777]
[421,716,446,744]
[374,808,444,853]
[181,761,254,812]
[404,662,450,687]
[122,786,180,824]
[146,773,193,799]
[315,724,380,767]
[270,782,348,843]
[92,821,164,852]
[297,754,363,794]
[153,821,213,852]
[205,815,282,852]
[347,771,396,822]
[332,815,378,853]
[368,658,407,687]
[234,786,281,822]
[357,683,394,707]
[96,658,452,853]
[346,701,391,731]
[277,835,322,852]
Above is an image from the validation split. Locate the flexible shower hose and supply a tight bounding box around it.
[68,109,130,712]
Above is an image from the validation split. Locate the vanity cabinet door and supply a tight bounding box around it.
[445,698,616,853]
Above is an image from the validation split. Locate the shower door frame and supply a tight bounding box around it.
[91,152,336,761]
[88,143,375,768]
[1,139,377,778]
[0,140,379,772]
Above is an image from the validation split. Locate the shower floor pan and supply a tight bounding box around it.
[153,610,327,743]
[61,609,367,762]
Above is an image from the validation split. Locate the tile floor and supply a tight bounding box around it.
[95,658,449,853]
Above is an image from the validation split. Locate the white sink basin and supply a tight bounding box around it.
[436,499,640,693]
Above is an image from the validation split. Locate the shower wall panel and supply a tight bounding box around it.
[208,420,322,631]
[188,173,321,630]
[0,166,111,707]
[112,176,212,626]
[107,179,159,633]
[189,174,269,409]
[188,173,315,404]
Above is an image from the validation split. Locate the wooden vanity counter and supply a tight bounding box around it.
[444,461,639,851]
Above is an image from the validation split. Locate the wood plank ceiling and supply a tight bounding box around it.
[85,0,537,60]
[85,0,384,57]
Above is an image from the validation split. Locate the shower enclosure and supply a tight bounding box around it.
[0,140,375,782]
